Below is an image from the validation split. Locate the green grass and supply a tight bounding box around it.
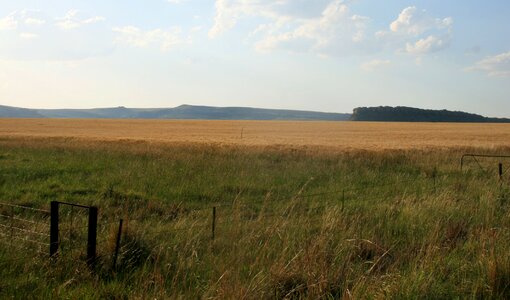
[0,137,509,298]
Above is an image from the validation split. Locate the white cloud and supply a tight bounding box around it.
[1,10,103,31]
[209,0,238,39]
[0,10,112,61]
[0,11,48,31]
[405,35,449,55]
[361,59,391,71]
[466,51,510,77]
[82,16,106,24]
[382,6,453,56]
[390,6,450,36]
[55,10,105,30]
[113,26,188,51]
[209,0,332,39]
[19,32,38,39]
[24,17,46,26]
[0,12,18,30]
[441,17,453,29]
[55,10,80,30]
[209,2,452,58]
[210,0,373,57]
[255,2,372,56]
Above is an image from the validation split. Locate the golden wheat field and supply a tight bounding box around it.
[1,118,510,150]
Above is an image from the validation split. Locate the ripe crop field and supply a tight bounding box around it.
[0,120,510,298]
[1,118,510,150]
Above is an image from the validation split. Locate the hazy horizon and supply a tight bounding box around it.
[2,103,351,113]
[1,1,509,117]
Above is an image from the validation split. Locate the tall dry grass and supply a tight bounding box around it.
[0,137,509,298]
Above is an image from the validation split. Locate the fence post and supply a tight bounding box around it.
[433,167,437,193]
[112,219,123,270]
[87,206,98,267]
[341,190,345,212]
[50,201,59,258]
[212,206,216,240]
[69,206,74,244]
[499,163,503,181]
[10,206,14,248]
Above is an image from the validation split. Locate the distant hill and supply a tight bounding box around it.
[0,105,45,118]
[0,104,351,121]
[3,104,506,123]
[351,106,510,123]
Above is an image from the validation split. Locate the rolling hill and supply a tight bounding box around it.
[0,105,45,118]
[0,105,351,121]
[1,104,508,123]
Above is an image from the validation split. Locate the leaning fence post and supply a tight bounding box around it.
[112,219,123,270]
[50,201,59,258]
[212,206,216,240]
[87,206,98,267]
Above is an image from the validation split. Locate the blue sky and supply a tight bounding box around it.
[0,0,509,117]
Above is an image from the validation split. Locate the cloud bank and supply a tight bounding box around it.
[209,1,453,58]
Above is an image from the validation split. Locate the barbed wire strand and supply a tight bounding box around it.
[0,224,49,237]
[0,202,50,214]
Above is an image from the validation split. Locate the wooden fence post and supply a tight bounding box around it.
[10,206,14,249]
[433,167,437,192]
[341,190,345,212]
[87,206,98,267]
[499,163,503,181]
[50,201,59,258]
[112,219,123,270]
[212,207,216,240]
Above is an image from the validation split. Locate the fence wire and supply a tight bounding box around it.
[0,164,507,271]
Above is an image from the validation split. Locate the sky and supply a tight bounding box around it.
[0,0,509,117]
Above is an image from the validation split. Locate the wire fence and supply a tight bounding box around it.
[461,154,510,178]
[0,202,51,258]
[0,164,507,273]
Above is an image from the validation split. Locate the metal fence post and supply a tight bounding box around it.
[87,206,98,266]
[50,201,59,258]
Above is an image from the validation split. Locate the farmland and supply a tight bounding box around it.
[2,118,510,150]
[0,120,510,298]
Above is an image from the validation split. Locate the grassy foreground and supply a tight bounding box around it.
[0,137,509,299]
